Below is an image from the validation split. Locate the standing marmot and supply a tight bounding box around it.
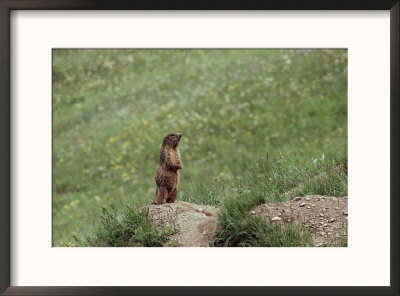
[152,133,182,204]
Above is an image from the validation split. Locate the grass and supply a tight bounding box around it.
[52,49,347,246]
[77,152,347,247]
[213,216,313,247]
[73,204,175,247]
[178,152,346,247]
[212,153,346,247]
[179,152,347,206]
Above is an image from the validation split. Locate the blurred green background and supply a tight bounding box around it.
[52,49,347,246]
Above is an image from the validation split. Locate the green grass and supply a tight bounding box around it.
[52,49,347,246]
[71,152,347,247]
[213,215,313,247]
[214,153,347,247]
[179,152,347,206]
[73,204,175,247]
[178,152,346,247]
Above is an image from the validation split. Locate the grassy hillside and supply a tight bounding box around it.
[52,49,347,246]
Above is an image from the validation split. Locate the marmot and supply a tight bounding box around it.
[152,133,182,204]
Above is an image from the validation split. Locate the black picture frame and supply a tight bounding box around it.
[0,1,399,295]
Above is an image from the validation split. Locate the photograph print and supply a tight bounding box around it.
[52,49,348,247]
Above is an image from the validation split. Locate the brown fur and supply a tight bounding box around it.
[152,133,182,204]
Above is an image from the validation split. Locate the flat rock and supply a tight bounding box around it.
[147,201,220,247]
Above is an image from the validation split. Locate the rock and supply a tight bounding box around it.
[293,197,301,201]
[251,210,256,215]
[147,201,220,247]
[306,206,311,209]
[305,196,311,201]
[299,202,306,207]
[271,216,282,222]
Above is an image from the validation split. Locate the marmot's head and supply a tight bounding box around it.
[162,133,182,148]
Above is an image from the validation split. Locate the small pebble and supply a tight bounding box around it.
[319,213,324,217]
[335,207,340,210]
[251,210,256,215]
[306,206,311,209]
[293,197,301,201]
[323,224,328,227]
[320,232,326,236]
[299,202,306,207]
[311,204,315,207]
[271,216,281,222]
[343,211,348,215]
[305,196,310,201]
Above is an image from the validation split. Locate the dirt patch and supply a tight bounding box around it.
[147,201,220,247]
[253,195,348,246]
[147,196,347,247]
